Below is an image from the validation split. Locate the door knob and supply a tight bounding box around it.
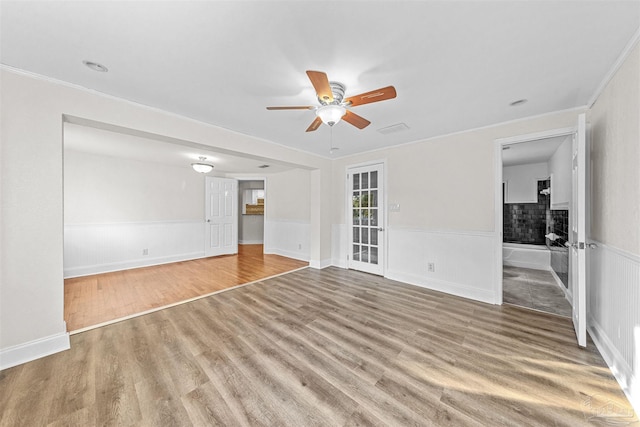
[378,227,384,231]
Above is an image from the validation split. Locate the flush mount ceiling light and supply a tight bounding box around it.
[316,104,347,127]
[191,156,214,173]
[82,60,108,72]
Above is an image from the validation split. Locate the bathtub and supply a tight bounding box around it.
[503,242,550,271]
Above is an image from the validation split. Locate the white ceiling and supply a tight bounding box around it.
[64,123,297,174]
[502,135,568,167]
[2,1,639,159]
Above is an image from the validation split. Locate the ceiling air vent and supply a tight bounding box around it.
[377,123,409,135]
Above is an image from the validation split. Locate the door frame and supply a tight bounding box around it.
[493,126,576,305]
[345,159,387,275]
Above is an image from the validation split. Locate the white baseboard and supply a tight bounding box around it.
[386,269,495,305]
[1,328,70,370]
[588,316,639,417]
[64,251,206,278]
[239,240,264,245]
[309,258,332,270]
[263,247,309,263]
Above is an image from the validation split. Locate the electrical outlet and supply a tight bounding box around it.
[142,248,149,256]
[427,262,435,272]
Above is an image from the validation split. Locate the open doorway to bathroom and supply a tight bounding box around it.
[501,135,573,317]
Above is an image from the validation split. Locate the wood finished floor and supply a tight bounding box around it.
[3,267,637,426]
[64,244,308,332]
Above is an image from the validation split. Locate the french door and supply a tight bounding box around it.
[205,177,238,257]
[347,163,384,275]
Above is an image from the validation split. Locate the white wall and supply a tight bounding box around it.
[264,169,311,262]
[64,149,205,223]
[503,162,549,203]
[587,41,640,414]
[331,109,583,302]
[64,149,208,277]
[548,135,572,209]
[0,69,331,369]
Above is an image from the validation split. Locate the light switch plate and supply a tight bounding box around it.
[389,203,401,212]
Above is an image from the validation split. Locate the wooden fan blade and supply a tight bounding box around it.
[266,106,314,110]
[306,70,333,103]
[344,86,396,107]
[306,116,323,132]
[342,110,371,129]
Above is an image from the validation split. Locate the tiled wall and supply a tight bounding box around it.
[503,180,549,245]
[549,209,569,288]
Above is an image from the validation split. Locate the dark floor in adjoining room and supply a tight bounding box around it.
[503,265,572,317]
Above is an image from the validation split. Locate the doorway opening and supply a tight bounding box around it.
[238,179,266,247]
[494,113,589,347]
[501,136,572,317]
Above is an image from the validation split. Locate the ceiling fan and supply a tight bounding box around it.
[266,70,397,132]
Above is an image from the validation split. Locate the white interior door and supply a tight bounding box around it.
[348,164,384,275]
[205,177,238,257]
[570,113,587,347]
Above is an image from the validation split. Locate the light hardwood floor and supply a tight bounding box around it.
[64,244,308,332]
[2,267,637,426]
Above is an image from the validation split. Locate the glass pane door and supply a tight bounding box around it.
[348,163,384,275]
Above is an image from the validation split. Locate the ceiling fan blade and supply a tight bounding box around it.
[342,110,371,129]
[266,106,314,110]
[344,86,397,107]
[306,116,323,132]
[306,70,334,103]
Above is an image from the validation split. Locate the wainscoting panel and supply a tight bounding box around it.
[587,240,640,414]
[64,221,205,278]
[263,219,310,262]
[331,223,348,269]
[385,227,499,304]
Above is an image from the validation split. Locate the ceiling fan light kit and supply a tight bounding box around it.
[266,70,397,132]
[316,104,347,126]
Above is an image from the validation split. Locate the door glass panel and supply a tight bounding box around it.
[370,190,378,208]
[371,209,378,227]
[353,245,360,261]
[353,209,360,225]
[353,174,360,190]
[361,246,369,263]
[371,228,378,246]
[362,228,369,244]
[370,247,378,265]
[361,209,369,226]
[370,171,378,189]
[353,227,360,243]
[352,192,360,208]
[362,172,369,189]
[361,191,369,208]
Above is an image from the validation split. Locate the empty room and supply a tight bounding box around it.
[1,1,639,425]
